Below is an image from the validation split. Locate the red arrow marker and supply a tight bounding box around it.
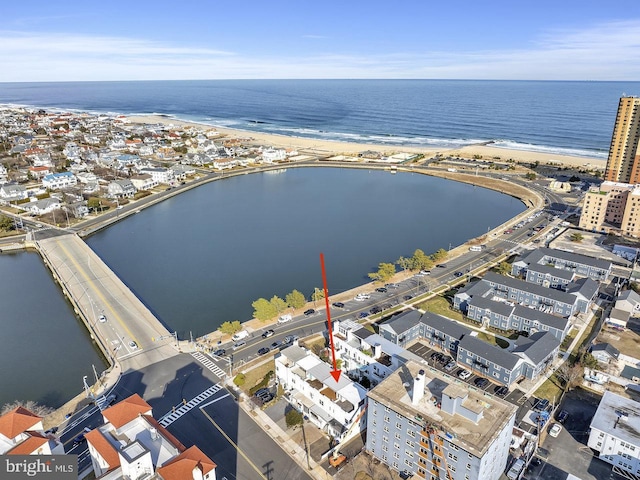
[320,253,341,383]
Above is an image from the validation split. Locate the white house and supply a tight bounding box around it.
[22,197,61,216]
[130,174,157,191]
[42,172,77,190]
[138,167,174,184]
[0,406,63,455]
[107,179,136,198]
[261,148,287,163]
[0,184,28,202]
[275,345,367,441]
[588,391,640,478]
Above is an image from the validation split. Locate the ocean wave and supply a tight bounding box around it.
[490,140,607,160]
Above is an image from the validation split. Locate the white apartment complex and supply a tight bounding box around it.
[588,391,640,478]
[366,361,516,480]
[275,345,367,442]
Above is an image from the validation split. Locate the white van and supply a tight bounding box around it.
[278,314,292,324]
[469,245,483,252]
[232,330,249,341]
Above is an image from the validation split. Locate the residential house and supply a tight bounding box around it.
[107,179,136,198]
[366,360,517,480]
[378,310,423,347]
[607,308,632,330]
[512,247,612,283]
[467,296,570,341]
[85,393,217,480]
[419,311,472,356]
[456,335,524,386]
[138,167,174,184]
[0,184,28,202]
[130,174,157,191]
[615,290,640,316]
[0,406,62,455]
[588,391,640,478]
[213,158,238,170]
[22,197,61,216]
[42,172,77,190]
[333,319,404,386]
[28,165,51,179]
[511,332,560,380]
[261,148,287,163]
[275,345,367,441]
[590,343,621,364]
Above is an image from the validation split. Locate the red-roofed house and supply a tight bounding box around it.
[157,445,217,480]
[101,393,152,429]
[0,406,60,455]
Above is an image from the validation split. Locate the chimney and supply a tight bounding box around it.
[412,369,426,405]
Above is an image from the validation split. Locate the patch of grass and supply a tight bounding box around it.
[237,359,275,394]
[476,332,510,349]
[534,373,564,402]
[560,326,578,350]
[249,370,274,395]
[418,296,464,322]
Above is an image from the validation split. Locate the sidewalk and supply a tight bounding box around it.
[233,388,333,480]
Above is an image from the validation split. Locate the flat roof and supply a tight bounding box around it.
[590,391,640,445]
[368,360,517,457]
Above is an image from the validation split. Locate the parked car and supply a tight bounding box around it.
[232,341,246,350]
[262,329,275,338]
[128,341,138,350]
[403,295,413,301]
[283,335,298,345]
[98,314,107,323]
[376,287,388,293]
[358,312,370,318]
[213,348,226,357]
[303,309,315,316]
[556,410,569,424]
[419,270,431,275]
[548,423,562,437]
[277,314,292,324]
[494,386,509,396]
[72,434,86,446]
[370,306,382,314]
[258,347,270,355]
[454,271,464,277]
[444,361,456,371]
[535,398,550,411]
[382,303,393,310]
[507,459,524,480]
[271,341,282,350]
[474,378,489,387]
[440,355,452,365]
[457,369,472,380]
[430,352,444,362]
[332,302,345,309]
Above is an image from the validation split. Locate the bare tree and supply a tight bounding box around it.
[555,363,583,392]
[1,400,53,417]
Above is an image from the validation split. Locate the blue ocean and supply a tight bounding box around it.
[1,79,640,158]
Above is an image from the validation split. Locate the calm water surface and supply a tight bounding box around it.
[0,252,106,408]
[87,168,525,338]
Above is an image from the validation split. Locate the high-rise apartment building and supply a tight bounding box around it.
[604,97,640,184]
[579,181,640,237]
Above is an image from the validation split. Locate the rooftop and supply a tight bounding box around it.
[590,391,640,445]
[368,360,517,457]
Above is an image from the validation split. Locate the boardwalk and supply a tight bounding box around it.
[37,233,178,371]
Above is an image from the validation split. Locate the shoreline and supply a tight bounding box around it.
[127,114,607,170]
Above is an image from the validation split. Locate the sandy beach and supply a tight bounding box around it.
[127,114,607,171]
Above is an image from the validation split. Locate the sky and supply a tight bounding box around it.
[1,0,640,82]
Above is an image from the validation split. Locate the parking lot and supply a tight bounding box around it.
[406,341,528,405]
[524,389,627,480]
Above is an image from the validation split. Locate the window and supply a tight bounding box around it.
[405,459,413,467]
[396,422,403,430]
[382,444,388,452]
[394,442,400,450]
[393,452,400,459]
[384,426,389,433]
[448,453,458,462]
[406,440,415,448]
[405,449,414,458]
[383,435,388,443]
[384,416,390,423]
[466,463,471,470]
[395,433,401,440]
[407,430,416,438]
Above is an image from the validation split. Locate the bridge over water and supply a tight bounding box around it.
[36,233,179,372]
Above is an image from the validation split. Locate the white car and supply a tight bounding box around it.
[354,293,370,301]
[457,369,472,380]
[128,341,138,350]
[98,314,107,323]
[548,423,562,437]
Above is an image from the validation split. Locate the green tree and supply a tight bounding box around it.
[410,249,434,271]
[285,408,303,428]
[252,297,277,321]
[87,197,101,211]
[570,232,584,243]
[218,320,242,335]
[0,215,14,231]
[496,261,511,276]
[430,248,448,263]
[285,290,306,309]
[396,256,412,272]
[581,352,599,369]
[368,262,396,283]
[525,172,537,180]
[270,295,288,315]
[311,287,325,302]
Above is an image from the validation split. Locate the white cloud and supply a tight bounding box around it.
[1,19,640,81]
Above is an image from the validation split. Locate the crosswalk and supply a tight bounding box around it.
[192,351,227,378]
[158,383,223,427]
